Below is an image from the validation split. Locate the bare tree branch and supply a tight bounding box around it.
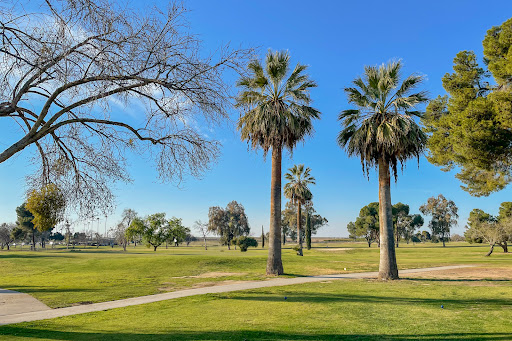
[0,0,251,217]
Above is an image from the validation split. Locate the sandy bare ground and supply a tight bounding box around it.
[403,266,512,284]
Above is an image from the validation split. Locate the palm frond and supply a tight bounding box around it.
[338,60,428,179]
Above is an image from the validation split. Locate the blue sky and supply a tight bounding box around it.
[2,0,512,237]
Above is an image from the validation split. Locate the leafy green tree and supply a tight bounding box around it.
[420,230,431,242]
[338,61,428,280]
[497,202,512,252]
[26,184,66,235]
[498,202,512,221]
[128,213,167,251]
[208,201,250,250]
[347,202,380,247]
[235,236,258,252]
[236,50,320,274]
[165,217,189,246]
[284,164,315,256]
[347,222,358,240]
[401,214,424,244]
[420,195,458,247]
[16,203,38,250]
[50,232,65,241]
[11,226,27,246]
[422,18,512,196]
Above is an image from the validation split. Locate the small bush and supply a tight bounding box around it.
[235,236,258,252]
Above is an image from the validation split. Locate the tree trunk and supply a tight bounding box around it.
[153,245,157,252]
[442,235,446,247]
[378,158,399,280]
[499,241,508,253]
[203,236,208,250]
[486,243,495,256]
[296,202,303,256]
[396,231,399,248]
[266,147,284,275]
[261,226,265,249]
[32,231,36,251]
[306,213,311,250]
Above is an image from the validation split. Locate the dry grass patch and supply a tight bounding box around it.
[316,248,354,252]
[171,272,247,279]
[158,279,250,291]
[403,267,512,286]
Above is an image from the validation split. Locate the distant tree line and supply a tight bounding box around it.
[347,194,460,248]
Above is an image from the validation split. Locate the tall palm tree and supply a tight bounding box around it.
[236,50,320,275]
[338,61,428,280]
[284,164,315,256]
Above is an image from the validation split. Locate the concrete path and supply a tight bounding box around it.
[0,289,50,317]
[0,265,473,326]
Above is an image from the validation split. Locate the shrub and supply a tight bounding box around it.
[235,236,258,252]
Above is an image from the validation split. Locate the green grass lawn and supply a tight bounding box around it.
[0,241,509,308]
[1,276,511,340]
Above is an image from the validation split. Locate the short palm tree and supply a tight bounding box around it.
[338,61,428,280]
[284,164,315,256]
[236,50,320,275]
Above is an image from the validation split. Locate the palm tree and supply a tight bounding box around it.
[338,61,428,280]
[236,50,320,275]
[284,164,315,256]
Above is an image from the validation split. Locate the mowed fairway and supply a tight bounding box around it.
[0,242,509,308]
[1,242,511,340]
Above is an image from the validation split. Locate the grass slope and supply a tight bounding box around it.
[1,277,511,340]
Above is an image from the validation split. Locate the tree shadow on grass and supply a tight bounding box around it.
[225,291,512,307]
[0,254,74,259]
[0,286,96,294]
[0,328,510,340]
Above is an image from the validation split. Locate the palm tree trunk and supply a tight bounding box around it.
[266,147,284,275]
[296,203,303,256]
[378,158,399,280]
[306,213,312,250]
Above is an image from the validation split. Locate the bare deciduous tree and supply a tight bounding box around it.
[0,0,249,217]
[0,223,15,250]
[194,220,209,250]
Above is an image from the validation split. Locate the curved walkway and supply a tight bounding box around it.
[0,265,473,326]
